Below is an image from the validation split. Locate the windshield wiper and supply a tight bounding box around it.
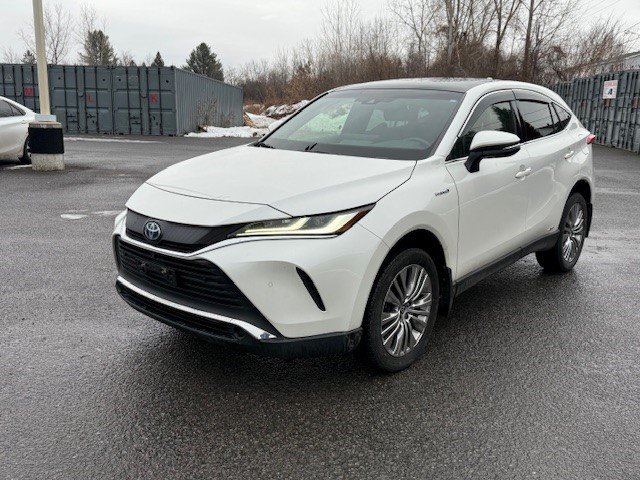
[255,141,275,149]
[304,142,318,152]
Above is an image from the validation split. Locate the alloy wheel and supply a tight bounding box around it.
[381,264,432,357]
[562,203,585,263]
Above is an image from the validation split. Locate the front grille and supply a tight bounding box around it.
[126,210,241,253]
[114,236,278,335]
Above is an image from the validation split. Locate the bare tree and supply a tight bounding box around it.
[548,16,627,80]
[1,46,20,63]
[18,3,73,64]
[119,51,136,66]
[492,0,522,76]
[230,0,632,105]
[520,0,578,81]
[77,3,105,41]
[388,0,441,74]
[320,0,361,57]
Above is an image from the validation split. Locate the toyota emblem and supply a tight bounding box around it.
[143,220,162,242]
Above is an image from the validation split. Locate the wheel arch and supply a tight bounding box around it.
[378,229,454,318]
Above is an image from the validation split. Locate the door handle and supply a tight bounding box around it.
[515,167,532,179]
[564,150,575,159]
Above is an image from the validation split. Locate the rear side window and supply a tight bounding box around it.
[450,101,517,159]
[10,104,25,116]
[552,103,571,132]
[517,100,555,140]
[0,100,13,118]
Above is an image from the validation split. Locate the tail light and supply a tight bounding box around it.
[586,134,596,145]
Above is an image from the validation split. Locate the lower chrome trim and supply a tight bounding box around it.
[116,276,277,340]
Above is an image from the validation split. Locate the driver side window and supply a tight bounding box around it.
[450,101,517,159]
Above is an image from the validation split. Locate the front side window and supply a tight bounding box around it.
[450,101,517,159]
[261,89,463,160]
[517,100,555,140]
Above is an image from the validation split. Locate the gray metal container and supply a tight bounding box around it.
[0,64,243,136]
[550,70,640,154]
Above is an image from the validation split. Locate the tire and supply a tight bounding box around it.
[18,137,31,165]
[536,193,588,273]
[361,248,440,373]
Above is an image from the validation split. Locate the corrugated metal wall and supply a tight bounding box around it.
[175,70,243,134]
[550,70,640,154]
[0,64,243,135]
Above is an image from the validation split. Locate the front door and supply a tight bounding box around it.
[446,91,530,279]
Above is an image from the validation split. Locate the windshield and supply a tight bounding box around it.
[260,88,463,160]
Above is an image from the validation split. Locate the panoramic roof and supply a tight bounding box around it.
[336,77,495,93]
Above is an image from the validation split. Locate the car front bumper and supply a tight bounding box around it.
[113,215,388,355]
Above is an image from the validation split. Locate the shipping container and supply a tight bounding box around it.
[0,64,243,136]
[550,70,640,154]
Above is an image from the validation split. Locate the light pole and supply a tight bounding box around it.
[30,0,65,171]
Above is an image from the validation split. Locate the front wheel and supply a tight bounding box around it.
[361,248,440,372]
[536,193,587,272]
[18,137,31,165]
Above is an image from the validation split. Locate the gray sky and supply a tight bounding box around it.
[1,0,638,69]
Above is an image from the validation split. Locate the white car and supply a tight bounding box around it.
[0,96,34,164]
[113,79,594,372]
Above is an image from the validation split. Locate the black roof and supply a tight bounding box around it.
[335,77,494,93]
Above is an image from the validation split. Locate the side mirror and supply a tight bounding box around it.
[268,118,284,132]
[465,130,521,173]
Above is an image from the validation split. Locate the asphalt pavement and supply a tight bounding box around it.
[1,137,638,479]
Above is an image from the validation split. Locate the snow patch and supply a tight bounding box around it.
[185,126,267,139]
[245,112,277,129]
[264,100,309,118]
[61,214,88,220]
[185,100,308,138]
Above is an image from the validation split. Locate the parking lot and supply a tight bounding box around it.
[1,138,638,479]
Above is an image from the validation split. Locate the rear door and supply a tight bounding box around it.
[514,90,573,242]
[446,91,530,278]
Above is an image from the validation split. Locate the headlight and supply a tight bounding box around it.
[231,206,373,238]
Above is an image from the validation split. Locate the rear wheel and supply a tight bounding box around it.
[362,248,439,372]
[18,137,31,164]
[536,193,587,272]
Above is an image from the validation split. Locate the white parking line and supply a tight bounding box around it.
[3,164,31,170]
[60,210,122,220]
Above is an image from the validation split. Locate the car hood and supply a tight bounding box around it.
[145,145,415,216]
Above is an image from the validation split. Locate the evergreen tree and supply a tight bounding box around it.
[22,50,36,64]
[184,43,223,81]
[79,30,117,66]
[151,51,165,67]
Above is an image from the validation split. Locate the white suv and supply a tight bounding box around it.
[113,79,594,372]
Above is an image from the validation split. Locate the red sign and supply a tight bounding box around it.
[149,93,158,104]
[24,86,34,96]
[86,93,94,104]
